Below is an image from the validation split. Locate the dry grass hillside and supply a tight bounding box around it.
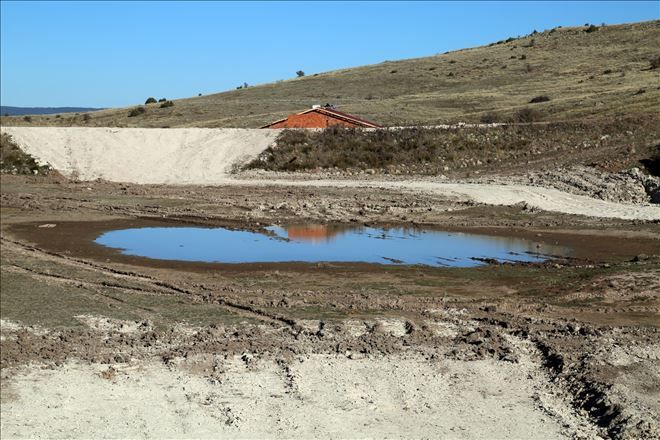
[3,20,659,128]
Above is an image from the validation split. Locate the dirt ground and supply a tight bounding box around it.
[1,173,659,439]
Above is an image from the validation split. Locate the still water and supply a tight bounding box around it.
[94,224,569,267]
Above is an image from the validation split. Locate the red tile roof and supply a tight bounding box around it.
[261,107,382,128]
[299,107,382,128]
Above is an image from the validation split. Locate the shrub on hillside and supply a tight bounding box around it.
[0,133,51,175]
[128,106,146,117]
[529,95,550,103]
[158,98,167,102]
[585,24,599,33]
[516,107,543,122]
[23,116,32,123]
[145,97,157,104]
[83,113,92,122]
[296,70,305,77]
[650,56,660,70]
[160,100,174,108]
[480,113,499,123]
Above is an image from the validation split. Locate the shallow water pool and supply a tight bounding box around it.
[94,224,570,267]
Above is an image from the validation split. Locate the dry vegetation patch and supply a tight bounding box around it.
[0,133,51,175]
[245,117,659,175]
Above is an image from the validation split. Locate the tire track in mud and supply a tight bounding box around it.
[502,333,602,439]
[3,264,160,311]
[474,314,657,439]
[0,236,300,329]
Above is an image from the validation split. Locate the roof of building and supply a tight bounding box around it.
[261,106,382,128]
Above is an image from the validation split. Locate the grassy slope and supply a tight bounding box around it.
[2,21,659,128]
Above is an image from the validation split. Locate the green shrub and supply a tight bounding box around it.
[296,70,305,77]
[585,24,599,33]
[145,97,157,104]
[160,100,174,108]
[158,98,167,102]
[23,116,32,122]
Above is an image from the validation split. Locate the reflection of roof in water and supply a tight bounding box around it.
[286,225,345,243]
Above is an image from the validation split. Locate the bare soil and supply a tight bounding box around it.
[1,173,659,439]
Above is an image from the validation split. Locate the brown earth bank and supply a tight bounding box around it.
[245,116,660,179]
[1,174,659,439]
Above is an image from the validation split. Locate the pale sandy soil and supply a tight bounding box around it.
[2,127,659,220]
[2,127,281,183]
[1,351,597,439]
[230,177,660,221]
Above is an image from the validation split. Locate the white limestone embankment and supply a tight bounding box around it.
[2,127,280,184]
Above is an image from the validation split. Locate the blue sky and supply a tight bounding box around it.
[1,1,658,107]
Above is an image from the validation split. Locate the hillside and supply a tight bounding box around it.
[2,20,658,128]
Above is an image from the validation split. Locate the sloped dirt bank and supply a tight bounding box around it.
[1,127,280,184]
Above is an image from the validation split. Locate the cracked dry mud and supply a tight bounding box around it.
[1,174,659,439]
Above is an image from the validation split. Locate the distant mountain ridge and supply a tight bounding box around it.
[1,106,103,116]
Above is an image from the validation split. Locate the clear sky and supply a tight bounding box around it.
[1,1,658,107]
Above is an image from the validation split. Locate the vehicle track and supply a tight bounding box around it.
[1,236,300,329]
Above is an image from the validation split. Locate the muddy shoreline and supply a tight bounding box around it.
[7,215,660,274]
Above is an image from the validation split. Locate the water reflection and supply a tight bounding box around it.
[285,224,347,243]
[94,224,571,267]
